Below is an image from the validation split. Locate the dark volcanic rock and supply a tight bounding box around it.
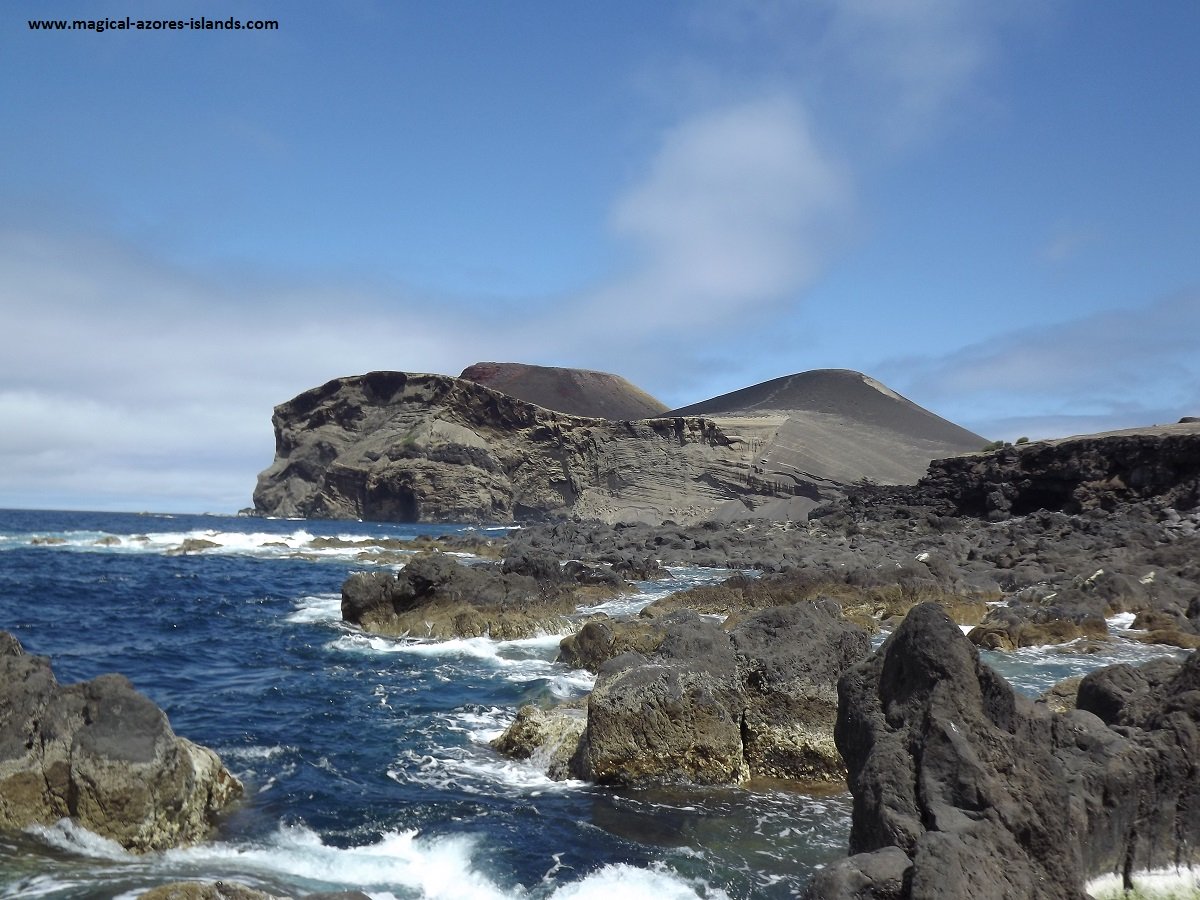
[809,603,1200,899]
[0,632,241,851]
[252,371,790,525]
[918,423,1200,520]
[341,552,620,640]
[556,617,666,672]
[731,603,872,779]
[572,613,747,785]
[514,603,871,786]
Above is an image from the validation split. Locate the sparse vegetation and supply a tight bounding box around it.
[1016,436,1031,444]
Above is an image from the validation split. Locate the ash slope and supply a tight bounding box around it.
[669,369,988,493]
[460,361,668,421]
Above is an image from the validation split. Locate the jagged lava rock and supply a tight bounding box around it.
[808,603,1200,899]
[340,551,621,640]
[919,422,1200,520]
[0,632,241,852]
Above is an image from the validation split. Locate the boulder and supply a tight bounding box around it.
[556,616,667,672]
[809,603,1200,899]
[489,704,587,781]
[341,552,619,640]
[521,603,870,786]
[574,614,747,785]
[0,632,241,852]
[730,603,871,779]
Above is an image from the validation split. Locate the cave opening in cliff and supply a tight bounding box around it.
[1009,485,1075,516]
[365,488,419,522]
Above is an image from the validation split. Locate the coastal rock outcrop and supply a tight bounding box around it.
[918,422,1200,520]
[341,551,623,640]
[500,603,870,786]
[253,371,786,525]
[0,632,242,852]
[806,603,1200,899]
[252,369,986,525]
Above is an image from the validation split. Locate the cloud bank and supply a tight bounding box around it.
[880,291,1200,440]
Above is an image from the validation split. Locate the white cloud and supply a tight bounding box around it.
[0,93,855,513]
[880,291,1200,438]
[683,0,1041,149]
[584,96,852,332]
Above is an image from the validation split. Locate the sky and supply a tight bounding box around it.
[2,0,1198,513]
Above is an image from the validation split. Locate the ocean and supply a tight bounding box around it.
[0,509,1184,900]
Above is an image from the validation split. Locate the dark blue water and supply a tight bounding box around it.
[0,509,859,900]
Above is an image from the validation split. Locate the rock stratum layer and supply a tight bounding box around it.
[0,632,242,852]
[253,369,985,524]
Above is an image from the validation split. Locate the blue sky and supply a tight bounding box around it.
[2,0,1198,512]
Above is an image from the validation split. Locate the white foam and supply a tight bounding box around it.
[1088,866,1200,897]
[547,863,731,900]
[23,804,745,900]
[1107,612,1137,630]
[286,593,344,624]
[329,631,564,676]
[13,526,439,564]
[24,819,131,860]
[389,746,586,796]
[162,824,513,899]
[217,744,289,761]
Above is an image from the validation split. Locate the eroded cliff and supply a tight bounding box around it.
[252,371,794,524]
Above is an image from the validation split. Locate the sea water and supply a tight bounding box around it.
[0,509,1185,899]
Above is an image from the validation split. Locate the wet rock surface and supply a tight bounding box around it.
[341,551,624,640]
[497,603,870,786]
[0,632,242,852]
[805,604,1200,899]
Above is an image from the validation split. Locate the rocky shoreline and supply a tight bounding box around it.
[6,421,1199,895]
[324,422,1200,893]
[0,632,241,852]
[805,604,1200,899]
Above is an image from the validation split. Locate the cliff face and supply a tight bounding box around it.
[920,423,1200,519]
[252,371,794,524]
